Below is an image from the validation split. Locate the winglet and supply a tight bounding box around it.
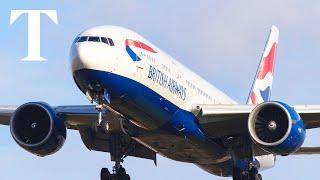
[247,26,279,105]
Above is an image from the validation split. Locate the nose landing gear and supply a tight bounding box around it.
[86,85,112,131]
[87,85,131,180]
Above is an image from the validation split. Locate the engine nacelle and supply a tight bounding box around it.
[248,101,305,155]
[254,154,276,170]
[10,102,66,157]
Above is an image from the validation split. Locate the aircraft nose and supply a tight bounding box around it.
[71,43,99,72]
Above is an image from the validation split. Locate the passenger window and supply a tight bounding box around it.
[101,37,109,45]
[108,38,115,46]
[78,36,88,42]
[88,36,100,42]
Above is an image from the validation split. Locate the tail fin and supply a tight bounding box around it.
[247,26,279,105]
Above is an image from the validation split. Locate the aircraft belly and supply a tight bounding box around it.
[133,133,227,164]
[73,69,230,168]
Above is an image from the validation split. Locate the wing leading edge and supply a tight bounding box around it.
[0,105,99,128]
[192,104,320,156]
[2,104,320,136]
[195,104,320,135]
[0,104,156,161]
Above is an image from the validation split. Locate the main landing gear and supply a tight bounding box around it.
[100,162,130,180]
[232,165,262,180]
[226,136,263,180]
[99,133,131,180]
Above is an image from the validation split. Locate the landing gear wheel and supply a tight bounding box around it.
[100,168,110,180]
[115,165,130,180]
[124,174,131,180]
[117,165,126,175]
[117,174,130,180]
[256,174,262,180]
[248,167,262,180]
[249,167,258,180]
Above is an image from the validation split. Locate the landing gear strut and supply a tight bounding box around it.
[100,133,131,180]
[92,86,111,132]
[226,136,263,180]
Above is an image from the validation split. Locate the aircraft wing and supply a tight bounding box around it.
[0,105,115,129]
[2,104,320,159]
[0,105,17,125]
[295,147,320,155]
[194,104,320,138]
[192,104,320,156]
[0,105,156,161]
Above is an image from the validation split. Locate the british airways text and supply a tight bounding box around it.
[148,65,187,100]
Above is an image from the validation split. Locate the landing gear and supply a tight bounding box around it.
[249,166,262,180]
[232,166,262,180]
[113,164,130,180]
[100,133,132,180]
[256,174,262,180]
[100,168,110,180]
[89,85,131,180]
[92,86,111,132]
[100,165,130,180]
[226,136,263,180]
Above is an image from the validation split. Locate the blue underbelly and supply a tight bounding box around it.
[73,69,230,170]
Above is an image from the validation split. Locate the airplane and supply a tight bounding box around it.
[1,25,320,180]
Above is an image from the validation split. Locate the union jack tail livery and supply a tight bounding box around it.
[247,26,279,105]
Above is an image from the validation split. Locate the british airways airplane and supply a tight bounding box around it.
[1,25,320,180]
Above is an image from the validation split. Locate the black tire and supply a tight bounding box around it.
[117,172,130,180]
[257,174,262,180]
[124,174,130,180]
[100,168,110,180]
[249,167,258,180]
[118,174,130,180]
[117,166,126,175]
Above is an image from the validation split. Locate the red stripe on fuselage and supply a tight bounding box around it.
[250,92,257,105]
[257,43,277,80]
[125,39,157,53]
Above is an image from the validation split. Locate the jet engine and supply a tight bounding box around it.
[10,102,66,157]
[248,101,305,155]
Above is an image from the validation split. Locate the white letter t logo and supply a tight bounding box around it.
[10,10,58,61]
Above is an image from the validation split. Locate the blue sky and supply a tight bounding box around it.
[1,0,320,179]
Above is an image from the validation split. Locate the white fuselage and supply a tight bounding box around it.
[70,26,275,176]
[71,26,236,112]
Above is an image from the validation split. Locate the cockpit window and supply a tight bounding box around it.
[78,36,88,42]
[101,37,109,45]
[73,37,80,44]
[107,38,115,46]
[88,36,100,42]
[76,36,115,47]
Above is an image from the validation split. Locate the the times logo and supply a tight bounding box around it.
[10,10,58,61]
